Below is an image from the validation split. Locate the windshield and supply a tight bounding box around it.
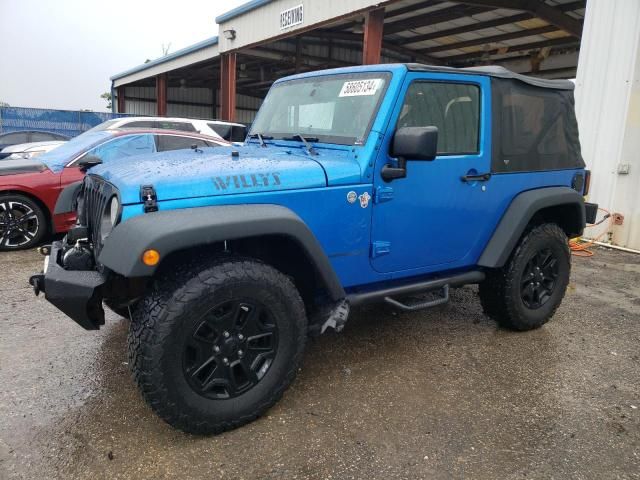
[38,130,114,172]
[250,72,390,145]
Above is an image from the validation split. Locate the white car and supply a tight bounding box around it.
[89,117,247,142]
[1,140,66,160]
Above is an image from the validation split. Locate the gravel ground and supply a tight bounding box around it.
[0,247,638,479]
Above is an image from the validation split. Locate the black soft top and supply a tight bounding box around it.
[407,64,575,90]
[406,63,582,172]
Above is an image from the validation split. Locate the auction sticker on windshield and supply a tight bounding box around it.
[339,79,383,97]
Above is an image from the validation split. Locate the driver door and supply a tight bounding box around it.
[371,73,493,274]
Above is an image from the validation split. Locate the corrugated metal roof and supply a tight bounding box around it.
[215,0,276,23]
[110,36,219,81]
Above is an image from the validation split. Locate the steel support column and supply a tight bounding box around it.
[156,73,167,116]
[363,8,385,65]
[117,86,126,113]
[220,53,237,121]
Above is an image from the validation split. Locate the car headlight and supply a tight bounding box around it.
[100,195,120,240]
[8,151,44,160]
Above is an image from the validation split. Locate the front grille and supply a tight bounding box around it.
[81,175,117,257]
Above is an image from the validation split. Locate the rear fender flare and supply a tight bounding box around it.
[478,186,585,268]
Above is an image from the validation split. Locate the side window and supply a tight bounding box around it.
[84,134,156,163]
[207,123,232,140]
[1,132,29,144]
[231,125,248,142]
[156,135,210,152]
[398,82,480,155]
[154,121,196,132]
[122,120,155,128]
[31,132,60,142]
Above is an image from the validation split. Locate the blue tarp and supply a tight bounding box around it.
[0,107,130,139]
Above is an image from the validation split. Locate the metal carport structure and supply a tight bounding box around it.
[111,0,586,123]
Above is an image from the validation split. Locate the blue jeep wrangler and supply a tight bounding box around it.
[31,64,596,434]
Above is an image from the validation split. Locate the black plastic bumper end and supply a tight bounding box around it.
[34,241,107,330]
[585,202,599,225]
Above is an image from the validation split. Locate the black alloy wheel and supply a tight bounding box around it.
[478,223,570,331]
[128,256,307,434]
[183,298,279,399]
[0,194,46,250]
[520,248,559,309]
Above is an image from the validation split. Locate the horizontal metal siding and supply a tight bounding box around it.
[123,86,260,124]
[574,0,640,250]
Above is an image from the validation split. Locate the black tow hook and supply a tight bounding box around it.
[29,274,45,296]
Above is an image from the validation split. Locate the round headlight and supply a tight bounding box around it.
[109,196,120,226]
[100,195,120,240]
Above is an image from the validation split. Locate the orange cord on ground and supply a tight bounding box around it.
[569,207,612,257]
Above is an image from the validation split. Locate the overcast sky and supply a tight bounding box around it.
[0,0,246,112]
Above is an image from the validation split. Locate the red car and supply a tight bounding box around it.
[0,128,229,251]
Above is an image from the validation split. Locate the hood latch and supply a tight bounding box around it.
[140,185,158,213]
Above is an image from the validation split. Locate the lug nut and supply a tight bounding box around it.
[238,334,244,340]
[223,357,229,365]
[238,350,244,357]
[223,331,230,338]
[213,345,220,353]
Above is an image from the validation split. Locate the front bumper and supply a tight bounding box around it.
[29,240,106,330]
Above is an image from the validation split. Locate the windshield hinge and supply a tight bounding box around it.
[374,186,394,204]
[140,185,158,213]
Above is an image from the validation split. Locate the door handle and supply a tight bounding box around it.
[461,172,491,182]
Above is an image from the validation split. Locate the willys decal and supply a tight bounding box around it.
[212,172,281,191]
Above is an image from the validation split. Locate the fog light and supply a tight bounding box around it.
[142,249,160,266]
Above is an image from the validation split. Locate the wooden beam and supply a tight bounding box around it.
[452,0,583,37]
[220,52,236,122]
[384,4,489,35]
[301,30,443,65]
[446,36,579,64]
[363,8,385,65]
[403,12,533,46]
[117,85,126,113]
[334,1,583,49]
[295,37,303,73]
[155,73,167,116]
[417,24,560,54]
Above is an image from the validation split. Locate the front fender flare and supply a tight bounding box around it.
[98,204,345,301]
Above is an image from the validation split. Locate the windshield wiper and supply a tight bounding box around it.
[247,133,273,147]
[282,134,318,156]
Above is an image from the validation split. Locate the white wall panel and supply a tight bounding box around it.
[575,0,640,249]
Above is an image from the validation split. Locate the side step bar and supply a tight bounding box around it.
[347,271,485,308]
[384,285,449,311]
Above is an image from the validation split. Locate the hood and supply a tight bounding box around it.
[90,144,360,204]
[0,159,48,176]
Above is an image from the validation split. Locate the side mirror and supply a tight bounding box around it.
[382,126,439,181]
[391,126,438,160]
[77,155,102,172]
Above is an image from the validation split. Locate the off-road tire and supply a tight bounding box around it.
[0,193,47,251]
[479,223,570,331]
[128,256,307,435]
